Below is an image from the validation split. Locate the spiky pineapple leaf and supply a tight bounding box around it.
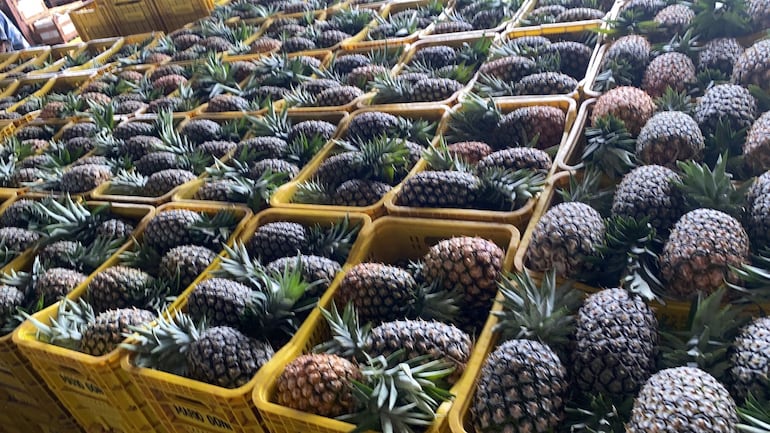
[674,154,749,219]
[581,114,637,180]
[738,393,770,433]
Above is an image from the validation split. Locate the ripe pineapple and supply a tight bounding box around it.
[660,208,749,300]
[628,367,738,433]
[421,236,504,330]
[496,105,566,150]
[642,52,696,97]
[34,268,87,308]
[525,201,605,278]
[276,353,361,416]
[446,141,493,163]
[729,317,770,401]
[591,86,656,136]
[636,110,704,167]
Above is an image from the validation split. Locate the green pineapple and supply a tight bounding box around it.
[635,110,704,167]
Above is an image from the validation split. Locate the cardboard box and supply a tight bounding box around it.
[15,0,49,23]
[32,13,78,45]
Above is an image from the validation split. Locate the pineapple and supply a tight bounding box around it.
[59,164,113,194]
[729,317,770,402]
[34,267,87,307]
[266,254,341,298]
[611,165,685,234]
[591,86,656,136]
[344,111,435,145]
[142,209,237,254]
[86,265,159,314]
[572,288,658,398]
[746,171,770,250]
[642,52,696,97]
[525,201,605,278]
[247,217,360,265]
[699,38,745,75]
[397,170,481,209]
[599,35,651,88]
[660,208,749,300]
[0,285,24,332]
[731,38,770,91]
[743,111,770,175]
[276,353,361,416]
[127,310,274,389]
[332,179,391,206]
[25,298,156,357]
[446,141,493,163]
[187,278,252,328]
[421,236,504,331]
[514,71,579,95]
[635,110,704,167]
[333,263,422,324]
[472,339,568,432]
[316,301,472,385]
[653,4,694,35]
[627,367,738,433]
[158,245,218,292]
[747,0,770,30]
[694,83,757,138]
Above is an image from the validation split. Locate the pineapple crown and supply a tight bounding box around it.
[247,103,292,140]
[593,58,638,92]
[660,287,750,381]
[23,297,95,351]
[48,235,124,274]
[655,86,695,114]
[205,161,289,212]
[588,215,665,300]
[749,84,770,115]
[477,166,547,211]
[43,92,87,118]
[285,131,328,166]
[292,179,336,205]
[242,260,322,342]
[687,0,753,39]
[581,114,638,181]
[738,393,770,431]
[674,154,749,219]
[702,120,751,176]
[189,210,239,248]
[32,195,110,245]
[728,247,770,305]
[492,270,583,352]
[337,134,412,184]
[446,93,502,145]
[371,75,414,105]
[651,29,702,59]
[372,11,420,38]
[191,52,242,100]
[0,157,16,188]
[564,393,633,433]
[252,54,313,88]
[340,351,454,433]
[328,7,376,35]
[557,169,616,216]
[306,215,361,264]
[474,72,519,98]
[87,100,117,132]
[122,308,204,377]
[0,136,36,162]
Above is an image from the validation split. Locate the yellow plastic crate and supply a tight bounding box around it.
[252,216,520,433]
[71,0,119,41]
[341,0,447,51]
[99,0,166,37]
[494,21,604,102]
[358,33,497,110]
[121,208,372,433]
[554,97,592,172]
[1,201,155,433]
[270,104,451,218]
[383,96,576,229]
[421,0,534,40]
[12,202,252,433]
[0,47,53,78]
[153,0,214,32]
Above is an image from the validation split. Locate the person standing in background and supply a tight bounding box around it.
[0,10,29,52]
